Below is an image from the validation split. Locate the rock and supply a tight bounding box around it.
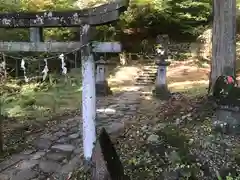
[21,150,36,155]
[153,123,167,131]
[40,133,52,139]
[175,118,181,125]
[0,154,26,172]
[104,108,116,114]
[105,122,124,136]
[59,124,68,128]
[97,113,109,120]
[39,161,61,173]
[54,131,67,137]
[30,151,46,160]
[0,168,18,180]
[69,133,79,139]
[51,144,75,152]
[141,125,148,131]
[59,156,81,174]
[73,148,82,154]
[65,118,77,124]
[12,169,38,180]
[16,160,38,170]
[147,134,160,144]
[56,137,69,143]
[0,174,10,180]
[46,152,66,162]
[34,139,52,150]
[71,139,81,146]
[69,127,79,133]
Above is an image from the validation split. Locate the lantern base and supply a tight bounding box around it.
[153,85,171,100]
[96,81,113,96]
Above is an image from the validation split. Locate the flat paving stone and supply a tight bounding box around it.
[15,160,38,170]
[39,161,61,173]
[51,144,75,152]
[34,139,52,150]
[12,169,38,180]
[0,154,27,172]
[73,148,82,155]
[40,133,52,139]
[56,137,69,143]
[46,152,66,162]
[54,131,67,137]
[105,122,125,135]
[21,150,36,155]
[51,155,83,179]
[0,174,10,180]
[68,133,79,139]
[30,151,46,160]
[0,168,18,180]
[69,127,79,133]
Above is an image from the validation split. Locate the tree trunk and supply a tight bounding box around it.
[210,0,236,92]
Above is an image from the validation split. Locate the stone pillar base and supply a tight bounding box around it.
[96,81,112,96]
[152,85,171,100]
[212,107,240,134]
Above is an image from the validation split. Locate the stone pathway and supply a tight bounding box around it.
[0,86,144,180]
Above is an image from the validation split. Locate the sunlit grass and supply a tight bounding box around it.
[169,80,208,97]
[1,68,82,123]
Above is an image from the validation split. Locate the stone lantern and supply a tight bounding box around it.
[152,34,171,99]
[95,56,113,96]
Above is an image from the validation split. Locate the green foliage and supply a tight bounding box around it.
[119,0,211,40]
[0,0,212,41]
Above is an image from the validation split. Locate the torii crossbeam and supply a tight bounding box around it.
[0,1,128,27]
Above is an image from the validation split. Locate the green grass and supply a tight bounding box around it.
[1,68,82,123]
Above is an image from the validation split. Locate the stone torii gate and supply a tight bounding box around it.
[0,1,128,179]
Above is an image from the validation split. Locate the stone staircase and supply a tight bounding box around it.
[135,62,158,86]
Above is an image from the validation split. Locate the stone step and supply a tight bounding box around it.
[139,72,157,75]
[140,67,157,69]
[137,76,155,79]
[135,82,154,85]
[139,74,156,77]
[139,71,156,73]
[137,79,155,82]
[137,77,155,80]
[136,79,155,82]
[137,76,156,79]
[136,76,155,80]
[141,71,157,74]
[135,81,154,83]
[142,68,157,71]
[142,65,157,68]
[142,66,157,68]
[136,80,155,84]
